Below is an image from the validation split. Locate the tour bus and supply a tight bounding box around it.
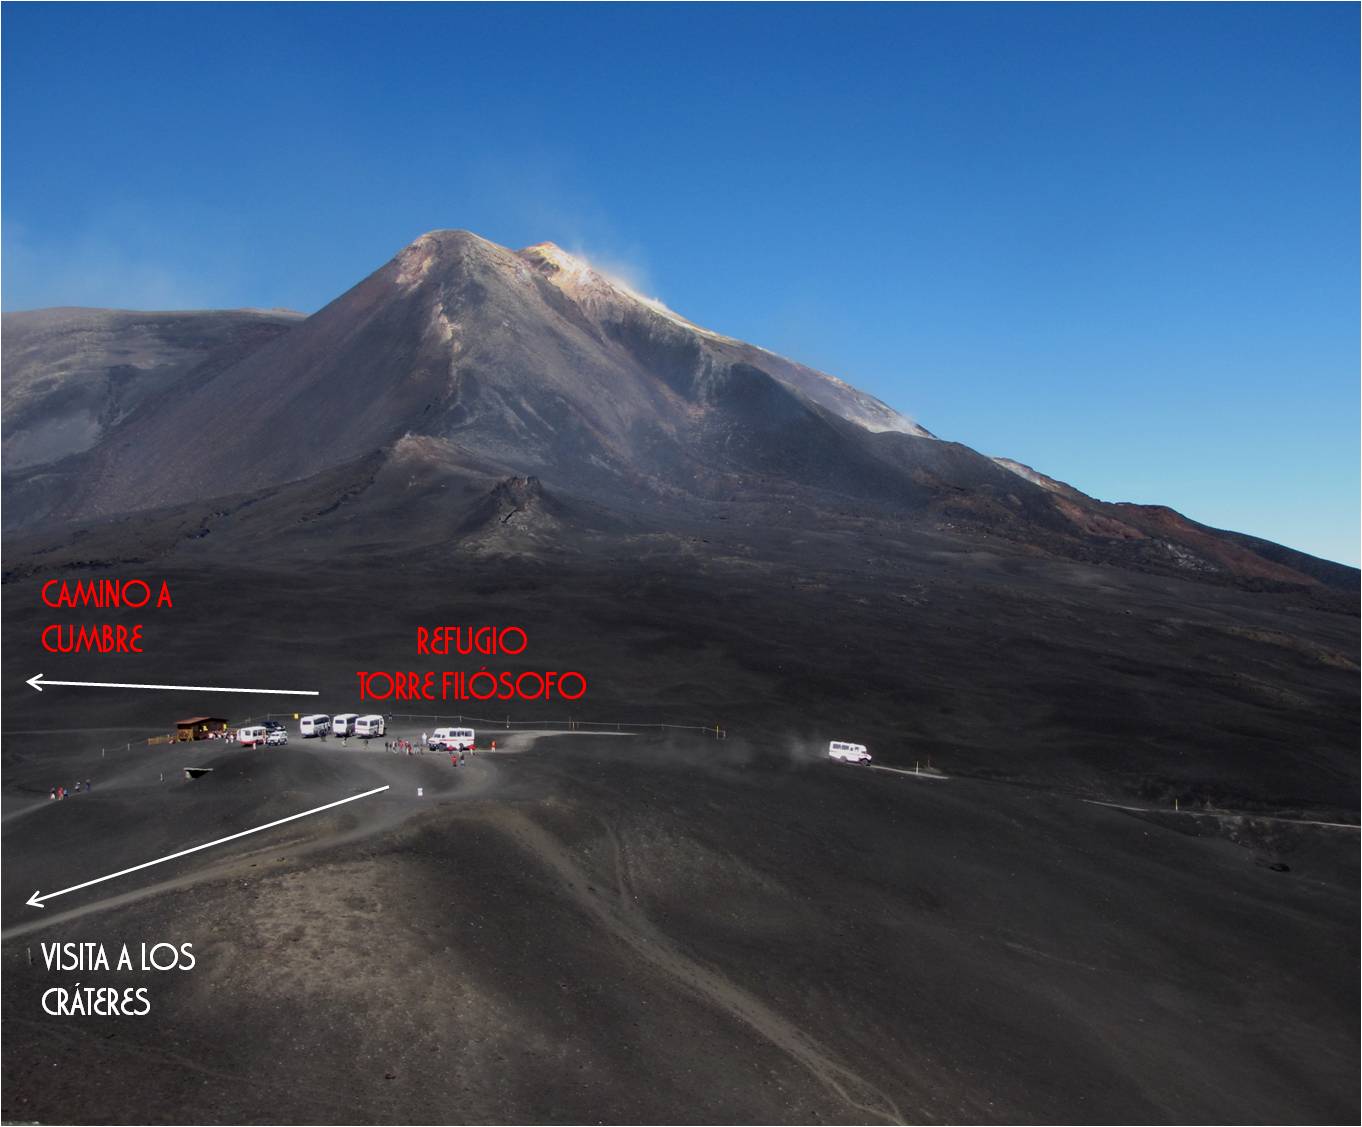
[332,713,359,737]
[354,714,386,738]
[238,725,268,748]
[828,740,871,764]
[299,714,331,738]
[430,727,476,751]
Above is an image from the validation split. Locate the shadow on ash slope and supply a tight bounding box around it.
[486,804,906,1125]
[7,728,907,1122]
[399,730,906,1122]
[0,729,588,937]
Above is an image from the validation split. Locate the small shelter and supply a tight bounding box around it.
[176,716,229,741]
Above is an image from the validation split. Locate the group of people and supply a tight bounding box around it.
[381,734,472,767]
[50,780,92,800]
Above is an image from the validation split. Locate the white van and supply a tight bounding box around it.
[238,725,268,748]
[431,727,475,751]
[332,713,360,737]
[299,714,331,738]
[354,714,386,738]
[829,741,871,764]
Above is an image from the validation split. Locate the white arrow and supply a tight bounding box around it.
[27,673,318,696]
[27,784,389,909]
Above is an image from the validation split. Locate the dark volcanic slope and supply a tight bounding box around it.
[3,735,1356,1124]
[35,232,961,527]
[1,306,303,469]
[2,230,1357,1126]
[2,306,304,527]
[2,231,1350,590]
[3,540,1357,818]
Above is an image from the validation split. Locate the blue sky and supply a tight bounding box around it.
[4,3,1357,563]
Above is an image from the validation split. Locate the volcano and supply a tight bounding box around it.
[4,230,1352,592]
[4,223,1356,808]
[2,229,1357,1126]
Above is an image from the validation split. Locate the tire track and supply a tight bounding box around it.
[1082,799,1359,830]
[487,806,911,1124]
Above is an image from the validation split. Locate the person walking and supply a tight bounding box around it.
[49,786,56,800]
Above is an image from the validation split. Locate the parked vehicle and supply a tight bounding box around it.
[238,725,268,748]
[299,714,331,738]
[828,740,871,764]
[354,714,386,738]
[266,730,289,746]
[332,713,360,737]
[431,727,475,751]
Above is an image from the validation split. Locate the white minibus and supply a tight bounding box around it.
[828,740,871,764]
[430,727,475,750]
[354,714,386,738]
[299,714,331,738]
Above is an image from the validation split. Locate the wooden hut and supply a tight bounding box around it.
[176,716,229,741]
